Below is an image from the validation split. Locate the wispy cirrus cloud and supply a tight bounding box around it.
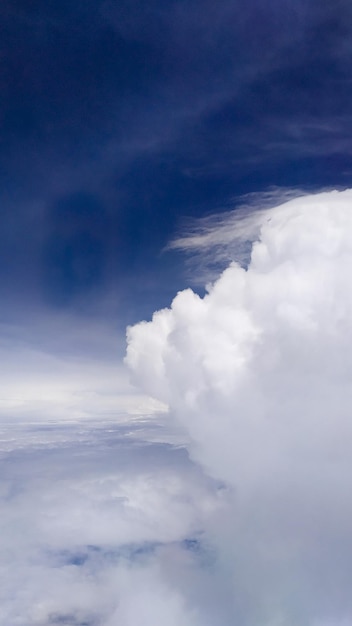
[168,187,308,281]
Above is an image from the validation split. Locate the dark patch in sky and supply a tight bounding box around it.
[1,0,352,322]
[43,193,108,306]
[49,613,97,626]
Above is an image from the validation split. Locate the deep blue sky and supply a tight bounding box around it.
[2,0,352,329]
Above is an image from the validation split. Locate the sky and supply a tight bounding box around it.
[2,1,352,625]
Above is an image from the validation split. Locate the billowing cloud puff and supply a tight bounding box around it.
[126,190,352,625]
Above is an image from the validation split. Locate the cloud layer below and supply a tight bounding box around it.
[127,189,352,625]
[0,415,223,625]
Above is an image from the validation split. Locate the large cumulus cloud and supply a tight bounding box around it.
[126,190,352,625]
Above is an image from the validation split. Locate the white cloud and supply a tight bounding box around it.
[126,189,352,625]
[0,317,207,625]
[4,189,352,625]
[0,416,220,625]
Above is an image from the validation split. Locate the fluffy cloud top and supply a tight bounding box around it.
[126,190,352,625]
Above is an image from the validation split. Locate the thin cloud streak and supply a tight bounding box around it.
[168,187,309,280]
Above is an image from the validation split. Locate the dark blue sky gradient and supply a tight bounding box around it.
[2,0,352,326]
